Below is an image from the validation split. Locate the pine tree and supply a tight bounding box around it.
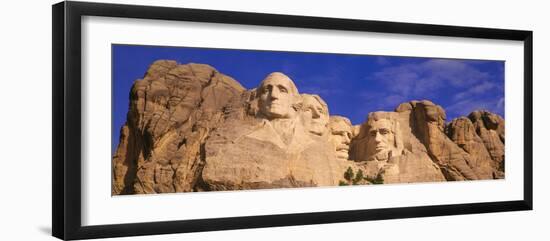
[353,169,364,185]
[344,167,354,183]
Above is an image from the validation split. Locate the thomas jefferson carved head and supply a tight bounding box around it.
[301,94,329,136]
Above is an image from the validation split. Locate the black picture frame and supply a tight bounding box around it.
[52,1,533,240]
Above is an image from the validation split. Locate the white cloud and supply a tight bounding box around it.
[421,59,491,87]
[496,97,505,110]
[453,81,497,101]
[368,59,493,98]
[366,59,502,117]
[446,98,504,120]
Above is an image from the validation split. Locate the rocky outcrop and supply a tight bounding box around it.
[468,110,505,177]
[400,100,480,181]
[349,101,504,183]
[349,111,446,184]
[200,118,348,190]
[373,151,446,184]
[112,60,505,195]
[446,117,495,179]
[112,60,245,195]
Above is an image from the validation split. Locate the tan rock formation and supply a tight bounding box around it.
[111,60,245,195]
[468,110,505,176]
[328,116,353,161]
[351,111,445,184]
[301,94,330,136]
[351,112,404,162]
[446,117,494,179]
[200,73,346,190]
[381,151,446,184]
[397,100,479,181]
[112,61,505,195]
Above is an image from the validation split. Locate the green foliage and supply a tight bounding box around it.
[341,167,383,186]
[338,180,349,186]
[352,169,364,185]
[365,173,384,184]
[344,167,354,182]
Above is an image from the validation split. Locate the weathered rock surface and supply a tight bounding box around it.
[397,100,480,181]
[112,60,245,195]
[112,60,505,195]
[328,116,354,161]
[350,111,446,184]
[468,110,505,177]
[200,117,348,190]
[200,73,348,190]
[446,117,496,179]
[381,151,446,184]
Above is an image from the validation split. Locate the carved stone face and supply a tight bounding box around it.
[366,119,395,161]
[329,117,353,160]
[258,73,298,119]
[302,94,329,136]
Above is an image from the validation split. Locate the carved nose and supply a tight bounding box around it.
[343,138,350,145]
[374,132,383,143]
[311,110,320,119]
[342,134,351,144]
[270,88,280,99]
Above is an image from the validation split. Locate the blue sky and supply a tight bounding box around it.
[112,45,504,152]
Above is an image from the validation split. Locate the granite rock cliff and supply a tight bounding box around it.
[112,60,505,194]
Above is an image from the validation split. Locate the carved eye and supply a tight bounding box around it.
[380,129,390,135]
[262,86,271,94]
[278,86,288,93]
[370,131,377,137]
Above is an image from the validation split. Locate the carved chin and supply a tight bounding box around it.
[336,151,349,160]
[336,147,349,159]
[262,106,290,118]
[372,150,390,161]
[308,124,325,136]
